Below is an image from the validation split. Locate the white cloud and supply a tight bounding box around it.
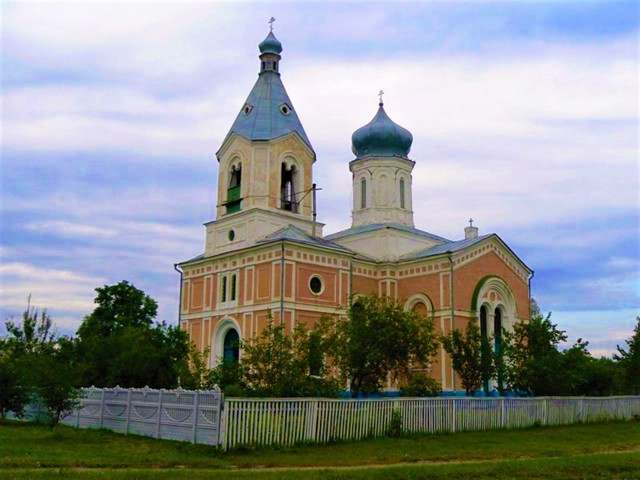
[30,221,118,238]
[0,263,105,328]
[553,308,639,357]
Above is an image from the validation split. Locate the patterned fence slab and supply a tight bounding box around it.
[60,387,223,446]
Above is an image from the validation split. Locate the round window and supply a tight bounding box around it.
[279,104,291,115]
[228,230,235,241]
[309,276,323,295]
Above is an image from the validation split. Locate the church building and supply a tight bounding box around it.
[176,29,533,393]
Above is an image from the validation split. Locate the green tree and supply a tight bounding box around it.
[5,296,57,354]
[614,316,640,394]
[77,281,157,338]
[578,356,622,396]
[502,301,567,396]
[206,357,246,395]
[177,346,211,391]
[0,339,29,419]
[321,294,439,398]
[76,282,192,389]
[2,299,81,428]
[442,320,489,396]
[31,338,81,432]
[558,338,593,396]
[1,298,62,418]
[239,315,340,397]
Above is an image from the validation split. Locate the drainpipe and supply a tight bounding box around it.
[528,270,535,319]
[280,241,285,325]
[174,263,183,327]
[447,252,455,392]
[349,259,354,306]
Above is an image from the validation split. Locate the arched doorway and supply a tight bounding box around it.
[223,328,240,363]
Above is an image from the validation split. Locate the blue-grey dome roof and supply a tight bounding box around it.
[352,103,413,158]
[259,31,283,55]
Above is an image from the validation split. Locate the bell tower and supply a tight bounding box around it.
[205,26,322,257]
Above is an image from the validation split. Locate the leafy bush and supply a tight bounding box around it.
[400,372,441,397]
[385,408,403,437]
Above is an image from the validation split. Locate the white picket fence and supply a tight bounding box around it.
[221,396,640,450]
[61,387,224,445]
[12,391,640,450]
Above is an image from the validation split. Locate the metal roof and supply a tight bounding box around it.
[403,234,492,260]
[257,225,353,253]
[325,223,449,243]
[222,70,314,152]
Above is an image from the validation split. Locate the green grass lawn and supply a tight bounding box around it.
[1,419,639,479]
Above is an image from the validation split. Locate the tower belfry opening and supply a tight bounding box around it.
[226,164,242,214]
[281,164,298,212]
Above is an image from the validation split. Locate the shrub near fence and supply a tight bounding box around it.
[61,387,223,445]
[221,396,640,450]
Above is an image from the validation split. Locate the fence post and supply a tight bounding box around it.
[218,393,226,450]
[156,389,163,439]
[451,398,456,433]
[192,391,200,443]
[99,389,105,429]
[75,390,81,428]
[500,397,505,428]
[543,398,549,426]
[125,389,131,435]
[306,400,318,443]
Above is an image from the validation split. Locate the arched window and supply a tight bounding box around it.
[480,306,488,338]
[494,308,502,354]
[412,302,428,317]
[230,274,237,301]
[361,178,367,209]
[226,164,242,214]
[280,163,298,213]
[480,306,490,394]
[494,308,504,391]
[223,329,240,363]
[399,179,406,209]
[221,276,228,303]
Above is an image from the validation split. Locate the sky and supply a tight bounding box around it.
[1,1,638,357]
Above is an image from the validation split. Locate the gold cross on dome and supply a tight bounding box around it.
[378,90,385,104]
[269,17,276,31]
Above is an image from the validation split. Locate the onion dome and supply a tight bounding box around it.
[259,31,283,55]
[352,102,413,158]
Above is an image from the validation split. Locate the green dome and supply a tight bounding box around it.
[352,103,413,158]
[259,31,283,55]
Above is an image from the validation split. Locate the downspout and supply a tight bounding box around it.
[280,241,285,325]
[528,270,535,319]
[447,252,455,392]
[349,259,354,306]
[174,263,183,327]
